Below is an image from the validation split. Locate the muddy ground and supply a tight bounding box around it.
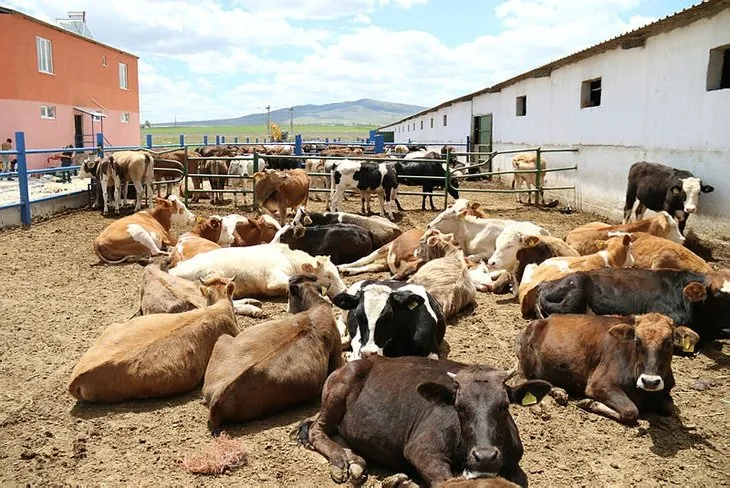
[0,183,728,487]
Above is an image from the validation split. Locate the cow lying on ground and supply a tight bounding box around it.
[565,211,683,255]
[218,214,280,247]
[624,161,714,234]
[525,267,730,342]
[93,196,195,264]
[292,207,402,248]
[169,216,222,267]
[273,222,375,266]
[333,280,445,361]
[169,243,346,299]
[516,313,696,424]
[202,275,342,426]
[337,228,426,278]
[511,153,547,205]
[254,168,309,225]
[330,160,399,220]
[630,232,711,273]
[297,356,551,486]
[68,277,238,403]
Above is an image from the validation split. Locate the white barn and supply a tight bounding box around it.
[379,1,730,232]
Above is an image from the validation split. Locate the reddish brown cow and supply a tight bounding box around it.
[169,216,223,267]
[253,168,310,225]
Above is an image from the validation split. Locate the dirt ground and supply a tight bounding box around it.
[0,183,728,487]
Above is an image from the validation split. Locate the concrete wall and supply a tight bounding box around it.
[0,191,89,229]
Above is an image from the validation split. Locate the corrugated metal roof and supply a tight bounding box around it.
[379,0,730,130]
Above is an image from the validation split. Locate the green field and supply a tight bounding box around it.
[140,124,377,146]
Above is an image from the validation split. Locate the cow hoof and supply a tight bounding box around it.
[550,387,569,406]
[382,473,416,488]
[348,461,366,483]
[330,464,348,484]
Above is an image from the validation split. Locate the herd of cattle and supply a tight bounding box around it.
[67,149,726,486]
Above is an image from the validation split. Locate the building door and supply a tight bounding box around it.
[74,115,83,147]
[473,114,493,177]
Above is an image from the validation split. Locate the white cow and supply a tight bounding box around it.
[169,243,346,300]
[487,224,574,271]
[228,156,265,207]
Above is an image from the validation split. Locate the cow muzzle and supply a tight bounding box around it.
[466,446,503,476]
[684,206,696,214]
[636,374,664,392]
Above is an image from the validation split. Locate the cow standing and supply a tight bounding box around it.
[330,160,399,220]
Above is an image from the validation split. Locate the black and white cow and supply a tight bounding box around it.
[271,222,375,265]
[394,160,460,210]
[329,160,399,220]
[79,156,121,215]
[624,162,714,234]
[332,279,446,361]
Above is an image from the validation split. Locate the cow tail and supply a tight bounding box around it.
[144,153,154,180]
[93,239,146,265]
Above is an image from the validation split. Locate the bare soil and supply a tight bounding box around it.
[0,183,728,487]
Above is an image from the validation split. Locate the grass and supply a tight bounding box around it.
[141,124,377,146]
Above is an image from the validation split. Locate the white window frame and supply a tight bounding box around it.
[102,55,107,67]
[40,105,56,119]
[120,112,130,123]
[119,63,128,90]
[36,37,54,74]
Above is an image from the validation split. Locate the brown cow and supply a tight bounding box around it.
[516,313,696,424]
[337,228,426,277]
[624,232,711,274]
[68,277,238,403]
[202,274,342,426]
[218,214,280,247]
[151,150,185,197]
[169,216,223,267]
[110,151,156,211]
[203,159,229,204]
[253,168,309,225]
[511,153,547,205]
[93,196,195,264]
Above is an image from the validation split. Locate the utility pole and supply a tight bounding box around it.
[174,114,177,128]
[289,107,294,134]
[265,105,271,137]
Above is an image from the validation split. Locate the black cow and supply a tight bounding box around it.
[332,279,446,360]
[624,162,714,234]
[297,356,551,486]
[263,155,301,170]
[529,268,730,342]
[395,160,460,210]
[275,223,374,266]
[330,160,399,220]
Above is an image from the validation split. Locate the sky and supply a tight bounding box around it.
[7,0,699,123]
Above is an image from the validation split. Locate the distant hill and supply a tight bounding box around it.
[155,99,425,127]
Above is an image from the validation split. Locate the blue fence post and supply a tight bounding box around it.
[255,138,259,143]
[179,134,185,147]
[374,134,384,154]
[234,137,238,143]
[215,135,220,145]
[146,134,153,148]
[246,137,250,144]
[15,131,31,227]
[325,137,329,143]
[221,136,226,144]
[96,132,105,157]
[203,135,208,145]
[369,129,377,143]
[294,134,302,156]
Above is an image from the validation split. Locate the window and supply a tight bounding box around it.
[430,118,434,128]
[36,37,53,74]
[119,63,128,89]
[443,114,448,126]
[581,77,602,108]
[102,55,107,67]
[516,95,527,116]
[420,120,423,130]
[407,124,410,132]
[121,112,130,123]
[40,105,56,119]
[707,45,730,91]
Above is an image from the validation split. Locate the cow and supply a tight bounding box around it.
[151,150,185,197]
[395,159,460,210]
[273,222,375,266]
[202,275,342,426]
[409,230,477,320]
[67,277,238,403]
[297,356,551,486]
[218,213,280,247]
[304,158,329,202]
[525,267,730,342]
[330,160,399,220]
[78,156,120,215]
[519,234,634,317]
[227,157,262,207]
[565,211,684,255]
[253,168,309,225]
[168,216,223,267]
[393,144,410,155]
[202,159,229,204]
[291,207,402,248]
[93,196,195,264]
[333,280,445,361]
[516,313,697,424]
[106,151,156,211]
[623,162,715,234]
[629,232,711,273]
[511,153,547,205]
[169,243,347,299]
[337,228,426,278]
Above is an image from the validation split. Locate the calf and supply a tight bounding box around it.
[566,211,683,255]
[511,153,547,205]
[516,313,694,424]
[624,162,714,234]
[202,275,342,426]
[330,160,399,220]
[527,267,730,342]
[333,280,445,360]
[68,277,238,403]
[337,228,425,278]
[273,222,375,265]
[79,156,120,214]
[253,168,309,225]
[395,159,460,210]
[169,216,223,267]
[227,156,265,206]
[292,207,402,248]
[218,213,280,247]
[93,196,195,264]
[298,356,551,486]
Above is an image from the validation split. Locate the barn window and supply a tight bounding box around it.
[40,105,56,119]
[515,96,527,116]
[420,120,423,130]
[706,45,730,91]
[581,77,602,108]
[430,118,434,128]
[119,63,128,89]
[102,55,107,66]
[443,114,448,126]
[36,37,53,74]
[121,112,130,123]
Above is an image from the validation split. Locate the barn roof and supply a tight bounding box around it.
[379,0,730,129]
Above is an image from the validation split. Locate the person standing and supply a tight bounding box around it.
[59,144,73,183]
[1,138,12,180]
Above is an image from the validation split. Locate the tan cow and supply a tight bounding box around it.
[202,274,342,426]
[565,211,684,255]
[218,214,280,247]
[110,150,156,211]
[304,158,329,202]
[253,168,309,225]
[169,216,223,267]
[93,196,195,264]
[511,153,547,205]
[68,277,238,403]
[630,232,711,274]
[337,228,425,277]
[152,150,185,197]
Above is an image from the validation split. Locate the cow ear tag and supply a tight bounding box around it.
[407,299,419,310]
[672,187,681,195]
[521,392,538,406]
[682,337,694,353]
[320,286,328,296]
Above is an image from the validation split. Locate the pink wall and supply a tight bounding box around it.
[0,99,139,169]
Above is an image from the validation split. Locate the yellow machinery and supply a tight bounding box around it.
[270,123,289,142]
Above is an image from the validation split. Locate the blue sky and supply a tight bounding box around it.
[9,0,698,122]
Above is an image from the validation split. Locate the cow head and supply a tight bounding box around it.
[417,367,551,478]
[300,256,346,298]
[292,207,313,226]
[607,313,680,391]
[199,276,235,306]
[217,214,247,247]
[159,195,195,225]
[595,234,634,267]
[667,177,714,217]
[682,273,730,339]
[657,211,685,245]
[415,229,457,261]
[78,157,100,178]
[193,215,223,243]
[488,228,541,270]
[427,199,470,230]
[287,274,330,314]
